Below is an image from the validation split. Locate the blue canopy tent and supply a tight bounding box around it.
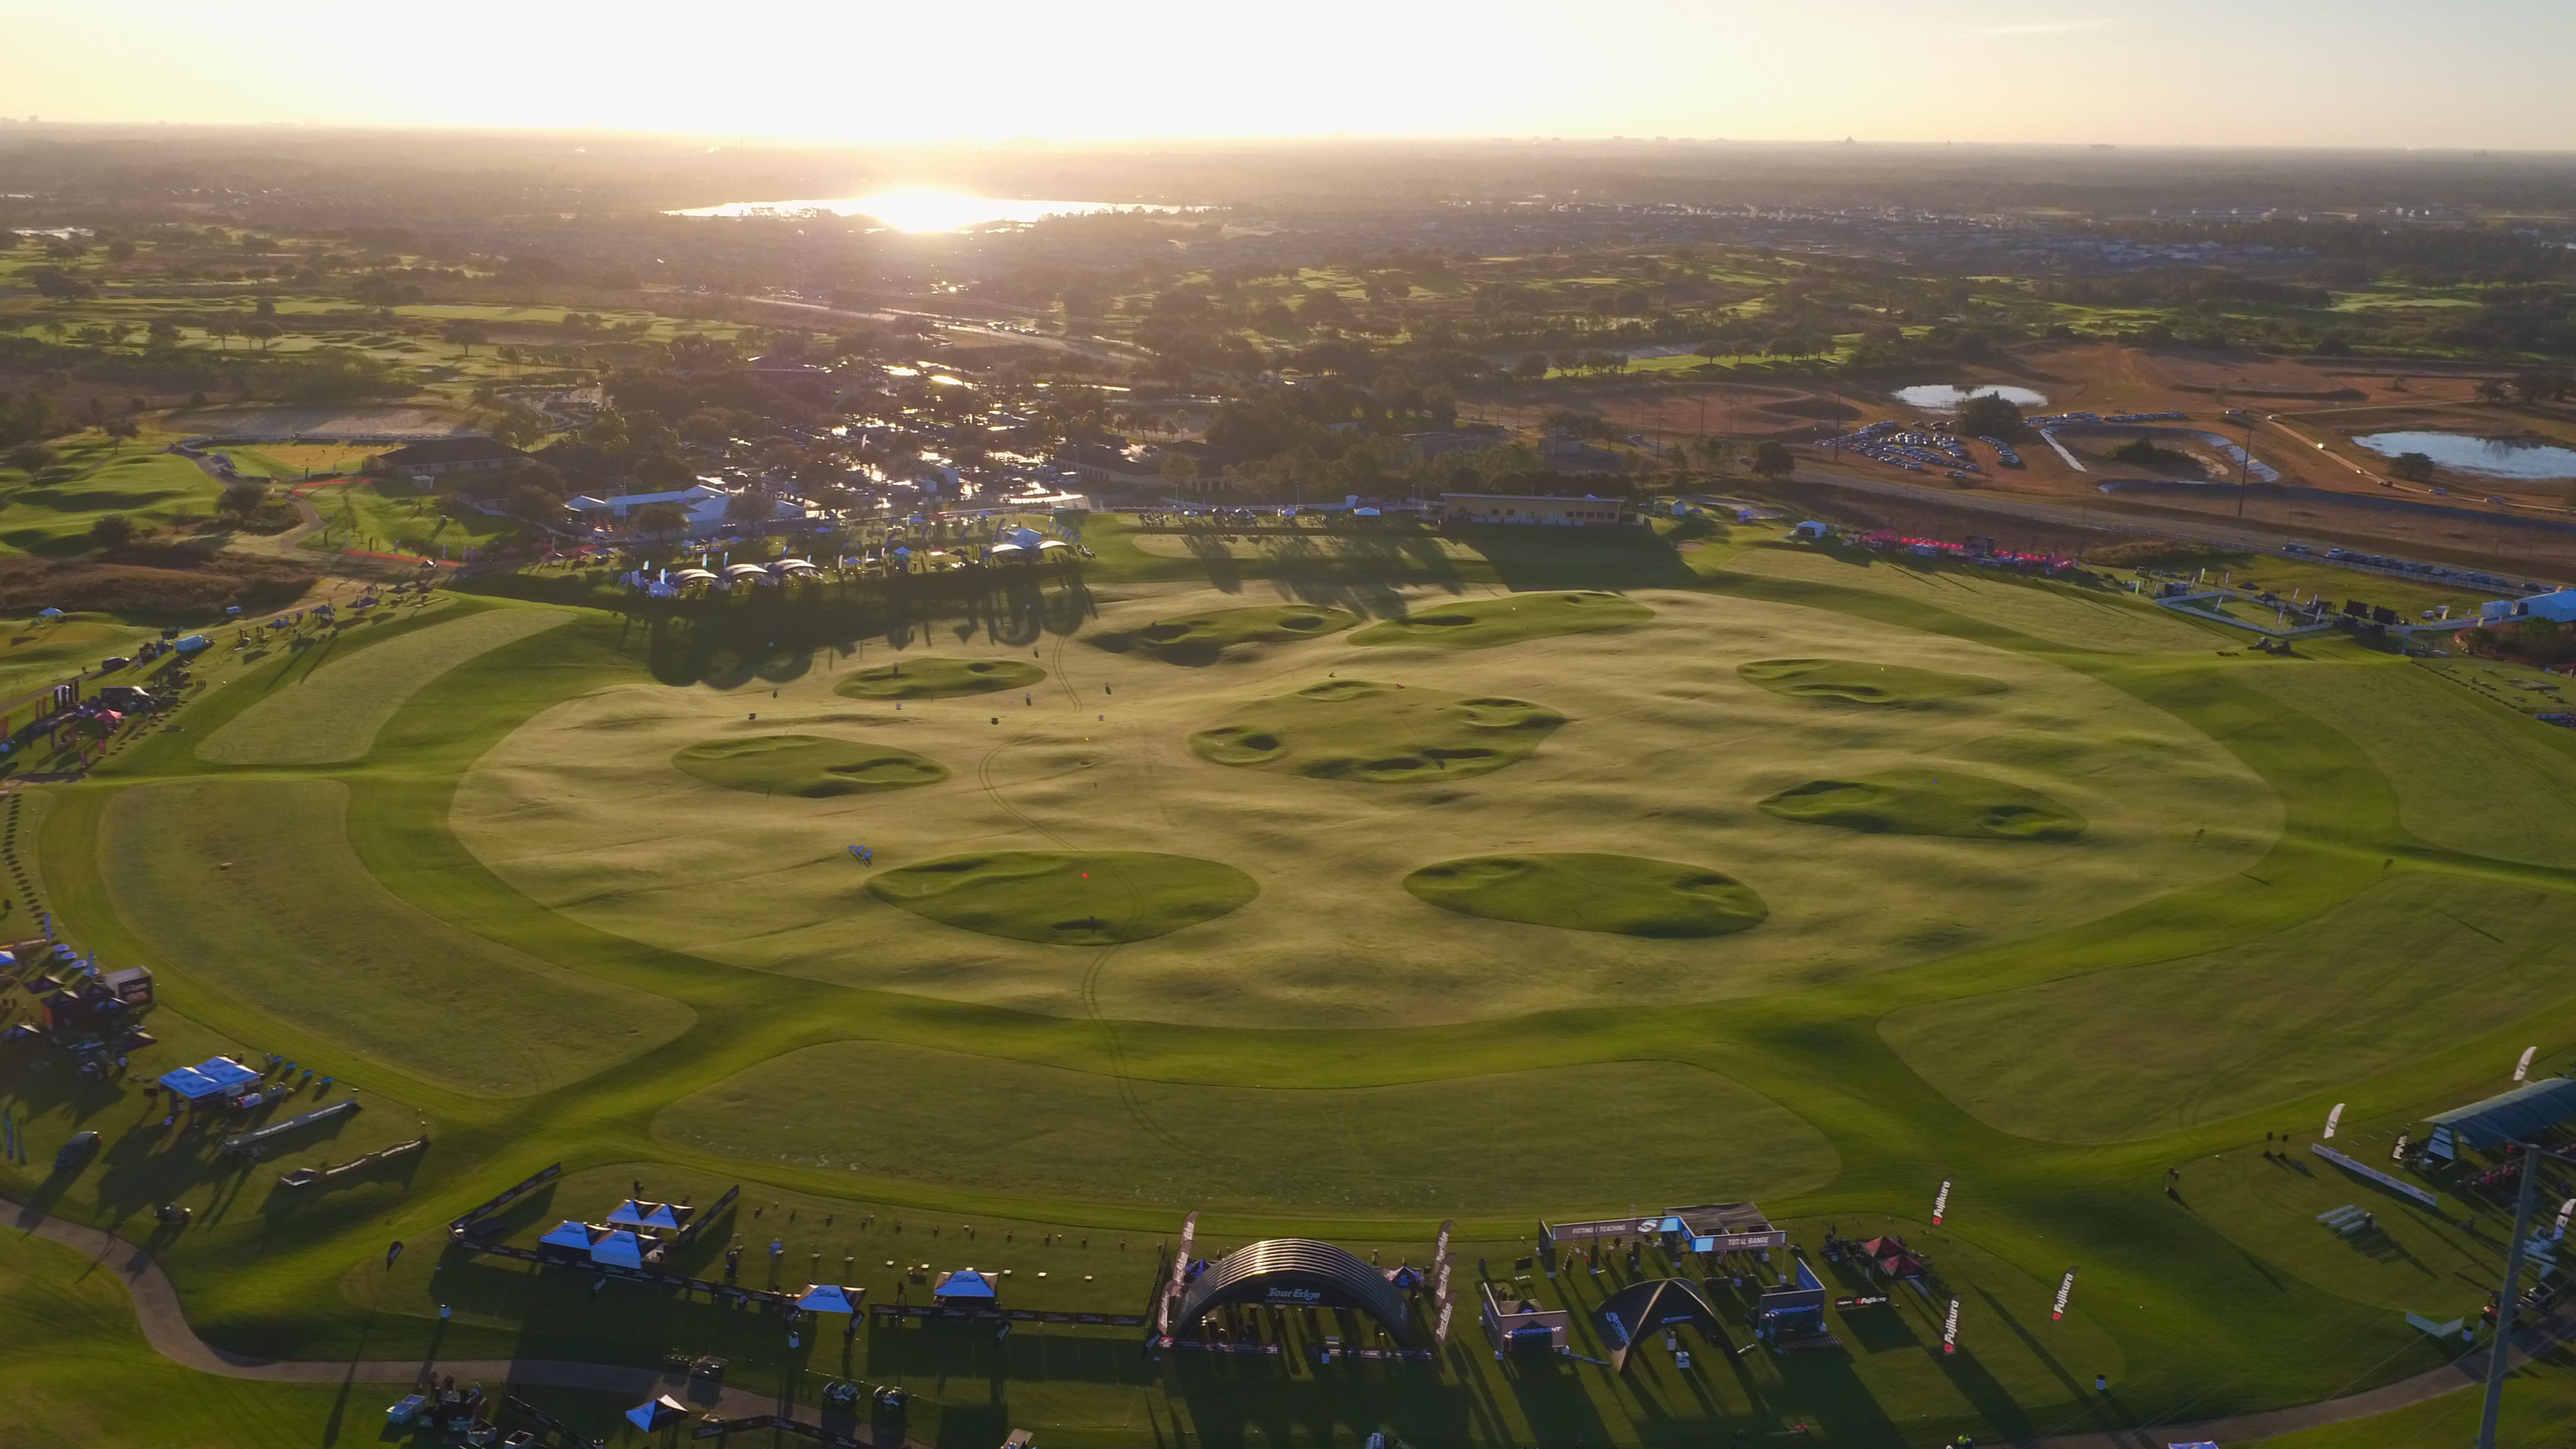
[538,1220,600,1255]
[933,1267,998,1303]
[624,1395,688,1432]
[158,1056,258,1103]
[797,1283,859,1314]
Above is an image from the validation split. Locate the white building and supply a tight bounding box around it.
[2479,589,2576,625]
[1440,493,1631,527]
[565,481,804,538]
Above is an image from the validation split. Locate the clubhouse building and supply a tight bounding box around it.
[1441,493,1634,527]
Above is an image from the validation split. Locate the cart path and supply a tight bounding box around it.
[4,1195,930,1447]
[8,1189,2565,1448]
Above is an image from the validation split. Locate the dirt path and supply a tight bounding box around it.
[3,1195,927,1446]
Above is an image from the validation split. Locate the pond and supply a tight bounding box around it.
[665,188,1184,232]
[1893,384,2050,411]
[2353,431,2576,481]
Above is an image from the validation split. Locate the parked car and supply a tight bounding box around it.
[97,656,131,672]
[54,1130,101,1172]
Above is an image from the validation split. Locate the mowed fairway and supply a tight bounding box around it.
[99,779,693,1095]
[1189,679,1566,782]
[654,1042,1837,1212]
[194,603,571,766]
[454,585,2278,1027]
[1350,589,1652,647]
[1879,875,2576,1142]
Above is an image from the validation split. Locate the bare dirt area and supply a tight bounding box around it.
[161,404,482,440]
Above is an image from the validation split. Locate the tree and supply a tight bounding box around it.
[1511,351,1551,383]
[724,486,776,526]
[630,501,689,537]
[1159,451,1200,496]
[206,320,234,350]
[102,415,139,451]
[488,405,546,450]
[1750,440,1797,478]
[2474,379,2512,405]
[146,319,181,349]
[242,321,281,352]
[1955,392,2025,440]
[7,442,61,475]
[218,480,270,520]
[2389,451,2437,484]
[88,513,137,549]
[443,321,489,356]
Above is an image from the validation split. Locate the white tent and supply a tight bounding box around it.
[721,563,768,581]
[1037,539,1072,552]
[796,1283,859,1314]
[669,569,717,583]
[989,543,1032,560]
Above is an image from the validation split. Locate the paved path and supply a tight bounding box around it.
[7,1188,2564,1447]
[3,1196,924,1446]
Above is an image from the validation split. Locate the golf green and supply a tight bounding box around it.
[833,656,1045,700]
[1405,853,1768,937]
[1190,679,1565,783]
[1758,770,2085,841]
[866,850,1258,945]
[1738,656,2007,705]
[1095,603,1358,662]
[1350,589,1652,648]
[672,734,947,797]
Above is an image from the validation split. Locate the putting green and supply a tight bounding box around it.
[194,604,570,766]
[1405,853,1767,938]
[1758,770,2085,841]
[671,734,946,797]
[1189,679,1565,783]
[1095,603,1358,662]
[1880,875,2576,1144]
[867,850,1257,945]
[1350,589,1652,648]
[97,779,694,1097]
[833,656,1045,700]
[1738,656,2007,706]
[654,1042,1837,1211]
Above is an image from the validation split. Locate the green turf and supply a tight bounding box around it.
[97,777,695,1095]
[672,734,947,797]
[832,655,1046,699]
[0,615,162,705]
[1404,853,1768,938]
[1879,875,2576,1143]
[1188,678,1565,783]
[866,849,1258,945]
[1092,602,1358,662]
[657,1043,1837,1212]
[1759,769,2087,841]
[0,451,225,556]
[1348,589,1653,648]
[193,603,568,765]
[1738,656,2010,705]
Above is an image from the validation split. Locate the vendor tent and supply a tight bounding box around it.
[2427,1077,2576,1150]
[159,1056,258,1102]
[605,1200,661,1229]
[538,1220,601,1253]
[590,1229,647,1269]
[932,1267,998,1302]
[624,1395,689,1432]
[642,1202,689,1231]
[797,1283,858,1314]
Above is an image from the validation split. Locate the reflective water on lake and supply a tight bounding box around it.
[1893,384,2050,410]
[2354,431,2576,480]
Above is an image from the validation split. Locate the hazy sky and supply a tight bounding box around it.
[5,0,2569,150]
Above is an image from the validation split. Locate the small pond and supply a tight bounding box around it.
[2353,431,2576,481]
[1892,384,2049,411]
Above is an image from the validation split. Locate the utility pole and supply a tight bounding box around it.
[2477,1145,2548,1449]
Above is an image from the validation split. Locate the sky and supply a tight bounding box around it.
[3,0,2571,151]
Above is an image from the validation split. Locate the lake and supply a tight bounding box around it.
[666,188,1182,232]
[1893,384,2049,411]
[2354,431,2576,481]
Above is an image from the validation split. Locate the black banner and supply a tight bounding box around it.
[450,1162,562,1231]
[867,1303,1142,1327]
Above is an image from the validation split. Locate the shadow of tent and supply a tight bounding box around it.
[1598,1277,1731,1374]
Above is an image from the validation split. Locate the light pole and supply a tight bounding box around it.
[2479,1142,2561,1449]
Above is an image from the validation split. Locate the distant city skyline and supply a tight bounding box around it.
[4,0,2571,152]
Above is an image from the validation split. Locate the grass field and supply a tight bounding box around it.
[673,734,948,797]
[0,451,224,554]
[0,614,162,703]
[23,513,2576,1448]
[1189,679,1566,782]
[194,601,569,764]
[1095,602,1359,663]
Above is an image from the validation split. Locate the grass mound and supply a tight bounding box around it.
[672,734,946,797]
[1739,656,2007,706]
[1095,603,1358,663]
[833,655,1045,700]
[1405,853,1767,938]
[1191,679,1565,783]
[1758,770,2085,841]
[1350,590,1652,649]
[867,850,1256,945]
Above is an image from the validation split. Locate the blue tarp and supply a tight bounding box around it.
[2427,1077,2576,1150]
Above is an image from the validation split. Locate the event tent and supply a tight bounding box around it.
[796,1283,858,1314]
[606,1200,661,1229]
[591,1229,648,1269]
[2427,1077,2576,1150]
[538,1220,601,1254]
[157,1056,260,1102]
[932,1268,998,1302]
[624,1395,689,1432]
